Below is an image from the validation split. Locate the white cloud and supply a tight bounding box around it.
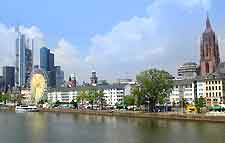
[84,0,213,80]
[53,39,89,81]
[0,23,44,73]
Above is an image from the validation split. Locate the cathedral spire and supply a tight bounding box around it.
[206,14,212,32]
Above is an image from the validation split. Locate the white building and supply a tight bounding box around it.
[47,84,129,106]
[170,79,195,104]
[48,88,77,103]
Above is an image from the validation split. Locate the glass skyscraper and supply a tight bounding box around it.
[15,27,33,88]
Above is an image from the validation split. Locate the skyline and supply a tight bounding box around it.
[0,0,225,81]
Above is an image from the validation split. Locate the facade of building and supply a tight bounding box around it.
[40,47,50,71]
[170,79,195,104]
[204,74,225,106]
[90,71,98,86]
[40,47,56,88]
[177,62,198,79]
[3,66,15,89]
[200,16,220,76]
[55,66,64,88]
[15,28,33,87]
[47,84,128,106]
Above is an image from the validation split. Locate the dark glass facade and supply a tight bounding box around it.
[3,66,15,88]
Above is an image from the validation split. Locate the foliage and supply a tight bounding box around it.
[195,97,206,113]
[0,92,10,104]
[134,68,174,112]
[76,90,88,104]
[70,100,78,109]
[123,96,135,107]
[55,100,61,107]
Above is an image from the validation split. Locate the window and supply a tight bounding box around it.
[212,92,214,97]
[212,81,214,84]
[212,86,214,90]
[206,93,208,97]
[209,93,211,97]
[219,92,221,97]
[216,92,218,97]
[218,81,220,84]
[209,81,211,84]
[219,86,221,90]
[206,87,208,91]
[215,86,217,90]
[215,81,217,84]
[209,86,211,90]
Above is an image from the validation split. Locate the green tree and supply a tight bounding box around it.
[123,96,135,107]
[135,69,174,112]
[132,86,144,107]
[76,90,88,105]
[70,100,78,109]
[0,92,10,104]
[96,90,106,110]
[195,96,206,113]
[180,98,187,113]
[86,90,98,109]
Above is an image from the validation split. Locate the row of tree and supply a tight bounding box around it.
[75,89,106,109]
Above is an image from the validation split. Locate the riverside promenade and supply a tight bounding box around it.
[40,108,225,123]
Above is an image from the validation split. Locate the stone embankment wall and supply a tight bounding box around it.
[40,108,225,123]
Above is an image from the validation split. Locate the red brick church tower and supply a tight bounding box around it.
[200,15,220,76]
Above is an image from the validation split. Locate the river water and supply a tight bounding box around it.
[0,112,224,143]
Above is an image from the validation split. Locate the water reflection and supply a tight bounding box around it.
[0,112,224,143]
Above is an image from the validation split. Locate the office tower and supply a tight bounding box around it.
[55,66,64,88]
[40,47,56,87]
[40,47,50,71]
[3,66,15,89]
[15,27,33,87]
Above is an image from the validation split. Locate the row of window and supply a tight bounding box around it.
[206,92,222,97]
[206,80,221,85]
[206,86,221,91]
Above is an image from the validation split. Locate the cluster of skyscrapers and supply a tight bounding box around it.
[0,26,65,91]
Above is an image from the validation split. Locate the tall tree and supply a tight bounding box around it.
[76,90,88,105]
[135,69,174,112]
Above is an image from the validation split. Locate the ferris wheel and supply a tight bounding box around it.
[30,69,48,104]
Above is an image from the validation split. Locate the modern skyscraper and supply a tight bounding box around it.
[40,47,50,71]
[200,16,220,76]
[55,66,64,87]
[40,47,56,87]
[3,66,15,89]
[49,53,55,71]
[15,27,33,87]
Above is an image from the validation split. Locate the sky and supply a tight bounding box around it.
[0,0,225,82]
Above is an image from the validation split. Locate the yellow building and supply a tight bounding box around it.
[204,74,225,106]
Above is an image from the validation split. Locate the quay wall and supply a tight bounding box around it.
[40,108,225,123]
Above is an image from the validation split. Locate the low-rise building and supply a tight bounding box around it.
[47,84,129,106]
[204,74,225,106]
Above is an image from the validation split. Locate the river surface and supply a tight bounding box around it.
[0,112,224,143]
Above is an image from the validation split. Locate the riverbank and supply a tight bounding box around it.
[39,108,225,123]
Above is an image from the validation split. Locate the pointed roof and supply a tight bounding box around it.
[205,14,213,32]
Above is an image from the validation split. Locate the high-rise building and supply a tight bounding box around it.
[3,66,15,89]
[49,53,55,71]
[40,47,50,71]
[55,66,64,87]
[15,28,33,87]
[40,47,56,87]
[200,16,220,76]
[90,70,98,86]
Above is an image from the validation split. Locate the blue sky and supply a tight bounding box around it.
[0,0,225,81]
[0,0,151,49]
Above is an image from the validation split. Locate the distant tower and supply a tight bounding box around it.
[90,70,98,86]
[15,27,33,87]
[200,15,220,76]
